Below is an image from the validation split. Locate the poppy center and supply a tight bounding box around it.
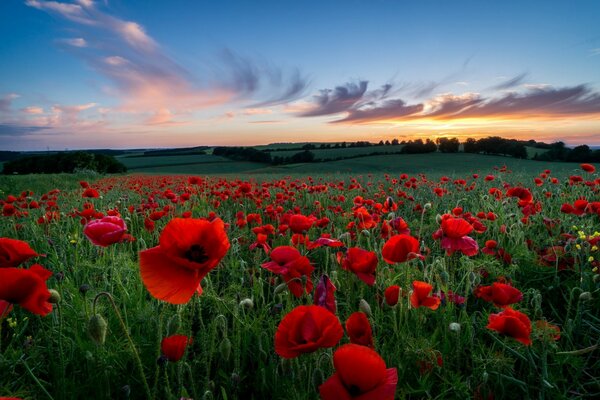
[185,245,209,264]
[348,385,362,396]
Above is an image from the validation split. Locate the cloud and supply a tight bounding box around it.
[26,0,309,121]
[333,99,423,124]
[308,84,600,125]
[22,106,45,114]
[0,123,50,136]
[243,108,272,116]
[301,81,368,117]
[0,94,19,113]
[489,72,528,91]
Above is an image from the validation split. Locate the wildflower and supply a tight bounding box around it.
[345,312,374,348]
[410,281,440,310]
[314,275,336,314]
[139,218,230,304]
[381,234,421,264]
[0,265,53,316]
[486,307,532,345]
[340,247,378,286]
[161,334,192,362]
[0,238,41,268]
[384,285,401,306]
[275,305,343,358]
[262,246,314,297]
[475,283,523,308]
[83,216,127,247]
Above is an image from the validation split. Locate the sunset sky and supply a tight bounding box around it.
[1,0,600,151]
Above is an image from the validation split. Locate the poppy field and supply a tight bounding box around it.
[1,165,600,400]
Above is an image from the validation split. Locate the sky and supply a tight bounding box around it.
[1,0,600,151]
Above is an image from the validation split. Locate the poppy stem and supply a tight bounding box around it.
[22,356,55,400]
[92,291,152,400]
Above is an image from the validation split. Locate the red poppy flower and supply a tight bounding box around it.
[82,188,99,198]
[275,305,343,358]
[319,344,398,400]
[289,214,314,234]
[0,264,53,316]
[410,281,440,310]
[83,216,127,247]
[262,246,314,297]
[0,238,41,268]
[381,234,420,264]
[346,312,374,348]
[581,163,596,173]
[139,218,230,304]
[161,334,192,362]
[435,216,479,256]
[506,187,533,207]
[487,307,532,346]
[475,283,523,308]
[314,274,336,314]
[341,247,378,286]
[384,285,401,306]
[534,320,561,341]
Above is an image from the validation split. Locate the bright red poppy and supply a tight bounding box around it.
[384,285,401,306]
[262,246,314,297]
[275,305,343,358]
[506,187,533,207]
[139,218,230,304]
[0,264,53,316]
[319,344,398,400]
[346,312,374,348]
[340,247,378,286]
[410,281,440,310]
[289,214,314,234]
[434,216,479,256]
[83,216,127,247]
[381,234,420,264]
[161,334,192,362]
[0,238,41,268]
[314,274,336,314]
[475,283,523,308]
[581,163,596,173]
[487,307,532,346]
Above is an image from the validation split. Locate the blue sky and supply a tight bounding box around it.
[1,0,600,150]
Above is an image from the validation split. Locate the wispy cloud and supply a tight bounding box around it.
[25,0,309,126]
[489,72,528,91]
[301,81,368,117]
[0,123,50,136]
[302,83,600,125]
[0,93,19,113]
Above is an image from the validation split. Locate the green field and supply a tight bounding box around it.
[268,144,405,160]
[117,154,231,170]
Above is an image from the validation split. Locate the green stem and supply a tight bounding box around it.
[93,292,152,400]
[22,357,55,400]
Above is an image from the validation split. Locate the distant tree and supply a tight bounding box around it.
[384,140,391,146]
[391,138,399,145]
[463,138,478,153]
[436,137,460,153]
[378,140,384,146]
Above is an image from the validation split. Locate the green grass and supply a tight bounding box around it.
[118,154,231,170]
[268,144,405,160]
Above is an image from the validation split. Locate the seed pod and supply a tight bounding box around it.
[274,283,288,295]
[48,289,61,304]
[359,299,372,318]
[449,322,461,333]
[424,202,432,210]
[435,214,443,224]
[79,284,91,295]
[88,314,108,345]
[579,292,593,302]
[440,271,449,284]
[239,298,254,309]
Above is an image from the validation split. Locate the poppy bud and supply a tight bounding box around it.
[435,214,443,224]
[88,314,108,345]
[482,371,489,383]
[220,337,232,360]
[440,271,449,284]
[359,299,372,318]
[79,284,91,295]
[593,274,600,283]
[361,229,370,236]
[121,385,131,398]
[482,195,489,201]
[449,322,461,333]
[48,289,61,304]
[424,203,432,210]
[274,283,288,295]
[239,298,254,309]
[564,243,572,252]
[579,292,593,302]
[202,391,214,400]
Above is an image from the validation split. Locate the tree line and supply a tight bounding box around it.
[2,151,127,175]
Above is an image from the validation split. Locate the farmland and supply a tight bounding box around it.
[0,158,599,399]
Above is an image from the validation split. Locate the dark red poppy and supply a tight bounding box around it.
[482,240,497,255]
[487,307,532,346]
[139,218,230,304]
[341,247,378,286]
[274,305,343,358]
[346,312,374,348]
[506,187,533,207]
[314,274,336,314]
[410,281,440,310]
[83,216,127,247]
[384,285,401,306]
[581,163,596,173]
[319,344,397,400]
[161,334,192,362]
[475,283,523,308]
[261,246,314,297]
[0,238,41,268]
[381,234,420,264]
[82,188,99,198]
[0,264,53,316]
